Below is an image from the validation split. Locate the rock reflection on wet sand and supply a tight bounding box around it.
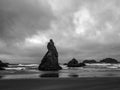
[40,73,59,78]
[39,71,80,78]
[68,73,79,78]
[0,75,4,79]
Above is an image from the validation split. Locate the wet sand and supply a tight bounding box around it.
[0,77,120,90]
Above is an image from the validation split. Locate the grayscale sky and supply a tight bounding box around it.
[0,0,120,63]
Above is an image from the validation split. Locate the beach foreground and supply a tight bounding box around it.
[0,78,120,90]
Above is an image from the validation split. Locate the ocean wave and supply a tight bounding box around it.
[5,67,26,70]
[18,64,39,67]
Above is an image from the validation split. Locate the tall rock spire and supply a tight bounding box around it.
[38,39,62,71]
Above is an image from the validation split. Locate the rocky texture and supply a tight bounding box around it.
[83,60,97,63]
[38,39,62,71]
[67,58,86,67]
[0,60,8,70]
[99,58,118,63]
[67,58,78,67]
[78,63,86,67]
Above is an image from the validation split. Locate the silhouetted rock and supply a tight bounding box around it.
[63,63,68,65]
[38,39,62,71]
[67,58,86,67]
[67,58,78,67]
[0,60,8,70]
[78,63,86,67]
[83,60,97,63]
[0,67,5,70]
[100,58,118,63]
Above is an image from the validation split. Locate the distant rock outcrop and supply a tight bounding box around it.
[100,58,118,63]
[63,63,68,65]
[67,58,86,67]
[38,39,62,71]
[0,60,8,70]
[67,58,78,67]
[83,60,97,64]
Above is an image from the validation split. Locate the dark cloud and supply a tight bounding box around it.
[0,0,54,43]
[1,0,120,63]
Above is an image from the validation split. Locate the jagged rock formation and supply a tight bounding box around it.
[100,58,118,63]
[67,58,86,67]
[83,60,97,63]
[67,58,78,67]
[0,60,8,70]
[38,39,62,71]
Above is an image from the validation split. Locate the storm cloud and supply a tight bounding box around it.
[1,0,120,63]
[0,0,54,42]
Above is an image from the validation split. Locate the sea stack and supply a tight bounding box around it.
[67,58,79,67]
[38,39,62,71]
[0,60,8,70]
[67,58,86,67]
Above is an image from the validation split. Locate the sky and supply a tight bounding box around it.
[1,0,120,63]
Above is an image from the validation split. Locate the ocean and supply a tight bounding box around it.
[1,63,120,79]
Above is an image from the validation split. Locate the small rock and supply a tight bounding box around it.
[83,60,97,64]
[0,60,8,70]
[100,58,118,63]
[67,58,86,67]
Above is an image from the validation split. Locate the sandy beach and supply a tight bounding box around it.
[0,77,120,90]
